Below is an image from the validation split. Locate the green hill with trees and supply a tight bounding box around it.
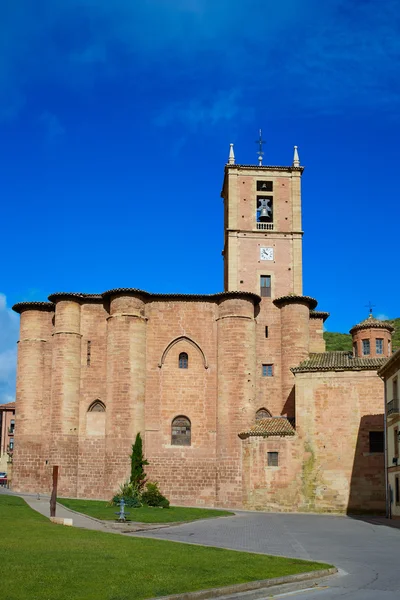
[324,318,400,352]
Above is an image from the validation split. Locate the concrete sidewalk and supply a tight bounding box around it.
[0,487,183,534]
[1,487,114,532]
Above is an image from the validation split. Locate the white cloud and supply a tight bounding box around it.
[0,294,18,404]
[154,89,248,129]
[377,314,390,321]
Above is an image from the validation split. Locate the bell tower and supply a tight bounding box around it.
[221,143,304,298]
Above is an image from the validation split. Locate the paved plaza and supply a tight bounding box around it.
[133,510,400,599]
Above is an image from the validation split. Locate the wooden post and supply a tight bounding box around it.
[50,466,59,517]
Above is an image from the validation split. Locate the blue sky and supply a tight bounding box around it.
[1,0,400,402]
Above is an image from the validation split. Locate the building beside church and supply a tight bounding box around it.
[0,401,14,476]
[11,145,392,513]
[378,349,400,518]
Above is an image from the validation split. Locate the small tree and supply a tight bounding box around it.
[130,432,148,490]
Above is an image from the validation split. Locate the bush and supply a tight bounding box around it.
[112,495,141,508]
[141,482,170,508]
[112,481,142,508]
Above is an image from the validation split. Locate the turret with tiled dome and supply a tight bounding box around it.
[350,312,394,358]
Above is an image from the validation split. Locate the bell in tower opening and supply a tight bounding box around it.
[257,196,273,223]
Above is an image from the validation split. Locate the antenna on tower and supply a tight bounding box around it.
[255,129,265,166]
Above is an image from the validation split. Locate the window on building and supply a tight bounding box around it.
[376,339,384,355]
[369,431,384,453]
[256,408,272,420]
[393,377,398,400]
[9,419,15,434]
[257,180,273,192]
[88,400,106,412]
[394,427,399,459]
[262,364,273,377]
[171,416,191,446]
[396,476,400,505]
[362,339,370,356]
[265,326,269,338]
[267,452,279,466]
[179,352,188,369]
[8,438,14,451]
[260,276,271,297]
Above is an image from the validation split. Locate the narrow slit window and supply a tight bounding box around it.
[179,352,188,369]
[87,340,91,366]
[260,275,271,297]
[265,326,269,338]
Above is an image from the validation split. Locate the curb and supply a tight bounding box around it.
[150,567,337,600]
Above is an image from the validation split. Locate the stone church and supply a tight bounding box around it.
[11,145,391,513]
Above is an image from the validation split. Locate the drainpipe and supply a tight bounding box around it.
[382,376,390,519]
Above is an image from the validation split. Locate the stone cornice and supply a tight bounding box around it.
[225,164,304,173]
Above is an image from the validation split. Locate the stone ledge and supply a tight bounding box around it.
[150,567,337,600]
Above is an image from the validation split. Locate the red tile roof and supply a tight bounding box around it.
[239,417,295,440]
[0,402,15,410]
[292,352,387,373]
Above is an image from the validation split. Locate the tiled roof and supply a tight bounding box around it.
[238,417,296,439]
[0,402,15,410]
[12,302,54,314]
[310,310,330,321]
[292,351,387,373]
[101,288,261,303]
[48,293,102,302]
[14,290,262,311]
[273,295,318,310]
[350,315,394,334]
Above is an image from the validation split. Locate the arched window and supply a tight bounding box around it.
[88,400,106,412]
[171,416,191,446]
[179,352,188,369]
[256,408,272,420]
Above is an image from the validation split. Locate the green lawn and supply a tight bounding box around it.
[58,497,234,523]
[1,495,332,600]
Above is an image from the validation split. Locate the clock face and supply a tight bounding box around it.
[260,247,274,261]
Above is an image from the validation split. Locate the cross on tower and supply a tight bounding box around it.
[255,129,265,165]
[365,301,376,316]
